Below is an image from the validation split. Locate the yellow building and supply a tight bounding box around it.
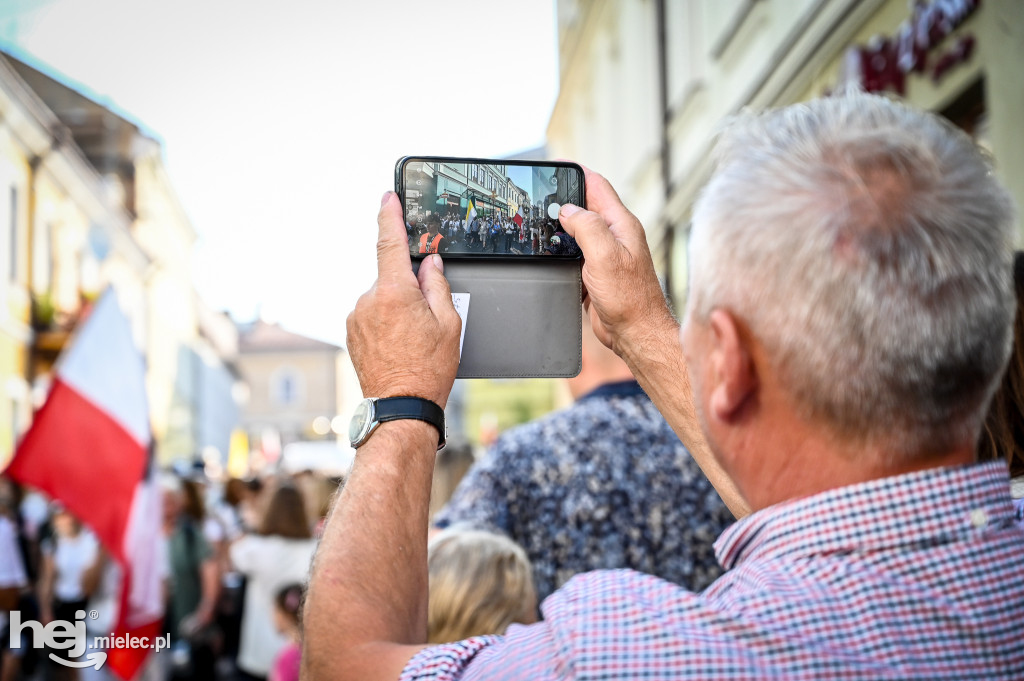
[0,84,33,463]
[0,50,241,468]
[548,0,1024,308]
[0,53,150,467]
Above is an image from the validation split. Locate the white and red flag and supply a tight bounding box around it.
[5,289,163,679]
[512,205,524,227]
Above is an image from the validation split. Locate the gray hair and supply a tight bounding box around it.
[687,90,1017,460]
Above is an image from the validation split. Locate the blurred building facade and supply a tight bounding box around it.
[0,55,144,461]
[235,319,352,470]
[461,378,571,448]
[548,0,1024,309]
[0,50,241,469]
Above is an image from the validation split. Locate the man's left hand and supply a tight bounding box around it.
[347,192,462,408]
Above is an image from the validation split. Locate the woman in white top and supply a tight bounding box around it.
[37,506,102,680]
[38,507,101,622]
[1,477,29,681]
[230,482,316,679]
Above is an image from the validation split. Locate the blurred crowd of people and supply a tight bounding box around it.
[0,468,340,681]
[4,443,686,681]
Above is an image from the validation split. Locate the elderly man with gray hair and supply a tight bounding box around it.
[303,91,1024,680]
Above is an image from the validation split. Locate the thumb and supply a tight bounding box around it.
[559,204,617,261]
[417,254,456,320]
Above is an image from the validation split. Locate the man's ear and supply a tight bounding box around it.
[707,309,758,422]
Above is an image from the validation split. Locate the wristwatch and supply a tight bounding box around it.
[348,397,446,451]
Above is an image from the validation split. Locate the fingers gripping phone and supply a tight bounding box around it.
[396,157,584,378]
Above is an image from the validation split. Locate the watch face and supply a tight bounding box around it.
[349,399,375,445]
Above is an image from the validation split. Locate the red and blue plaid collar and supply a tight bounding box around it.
[715,460,1014,570]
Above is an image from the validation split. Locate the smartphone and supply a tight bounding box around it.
[395,156,585,259]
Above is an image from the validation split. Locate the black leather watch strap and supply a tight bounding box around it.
[375,397,446,450]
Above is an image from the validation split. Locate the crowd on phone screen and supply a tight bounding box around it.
[406,211,576,257]
[0,467,339,681]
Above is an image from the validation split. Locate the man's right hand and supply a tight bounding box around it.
[558,167,678,357]
[346,192,462,408]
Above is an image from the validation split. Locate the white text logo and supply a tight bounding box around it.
[8,609,169,670]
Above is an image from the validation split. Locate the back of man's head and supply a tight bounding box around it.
[688,90,1016,461]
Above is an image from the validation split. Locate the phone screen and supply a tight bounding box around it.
[397,157,584,259]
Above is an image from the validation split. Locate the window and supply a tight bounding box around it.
[8,186,17,283]
[32,221,53,294]
[279,375,296,403]
[270,367,305,407]
[667,1,705,112]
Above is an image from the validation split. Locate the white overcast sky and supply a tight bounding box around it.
[0,0,559,346]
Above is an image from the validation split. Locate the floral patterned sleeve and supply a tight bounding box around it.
[432,443,515,534]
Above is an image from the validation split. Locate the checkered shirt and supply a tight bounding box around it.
[400,460,1024,680]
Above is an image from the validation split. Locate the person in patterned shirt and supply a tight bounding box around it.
[304,91,1024,680]
[432,318,733,603]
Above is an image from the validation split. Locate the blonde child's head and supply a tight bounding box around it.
[427,528,537,644]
